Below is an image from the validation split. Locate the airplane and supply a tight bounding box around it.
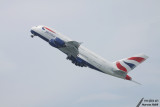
[30,25,148,84]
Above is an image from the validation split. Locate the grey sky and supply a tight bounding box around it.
[0,0,160,107]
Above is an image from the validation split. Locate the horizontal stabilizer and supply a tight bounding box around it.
[131,80,142,85]
[114,70,127,78]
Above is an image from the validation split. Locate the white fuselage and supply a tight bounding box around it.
[30,25,125,79]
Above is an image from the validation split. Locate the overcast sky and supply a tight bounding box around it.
[0,0,160,107]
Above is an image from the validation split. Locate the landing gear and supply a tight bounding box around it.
[31,35,34,38]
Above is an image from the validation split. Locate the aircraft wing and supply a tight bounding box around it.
[59,41,81,58]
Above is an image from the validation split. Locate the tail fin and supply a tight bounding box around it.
[113,54,149,73]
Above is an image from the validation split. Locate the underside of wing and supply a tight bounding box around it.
[59,41,81,58]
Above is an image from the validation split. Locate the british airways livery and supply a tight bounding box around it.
[30,25,148,84]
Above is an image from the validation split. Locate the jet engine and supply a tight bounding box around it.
[67,56,87,67]
[49,37,65,48]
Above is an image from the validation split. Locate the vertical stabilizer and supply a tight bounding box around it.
[113,54,148,73]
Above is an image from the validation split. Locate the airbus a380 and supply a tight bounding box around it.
[30,25,148,84]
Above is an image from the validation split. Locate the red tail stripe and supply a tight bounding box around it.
[44,27,56,33]
[125,75,131,80]
[116,61,127,72]
[128,57,145,63]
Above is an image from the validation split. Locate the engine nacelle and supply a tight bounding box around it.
[67,56,87,67]
[49,37,65,48]
[49,39,57,47]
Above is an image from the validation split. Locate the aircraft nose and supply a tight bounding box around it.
[30,26,37,35]
[31,26,37,31]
